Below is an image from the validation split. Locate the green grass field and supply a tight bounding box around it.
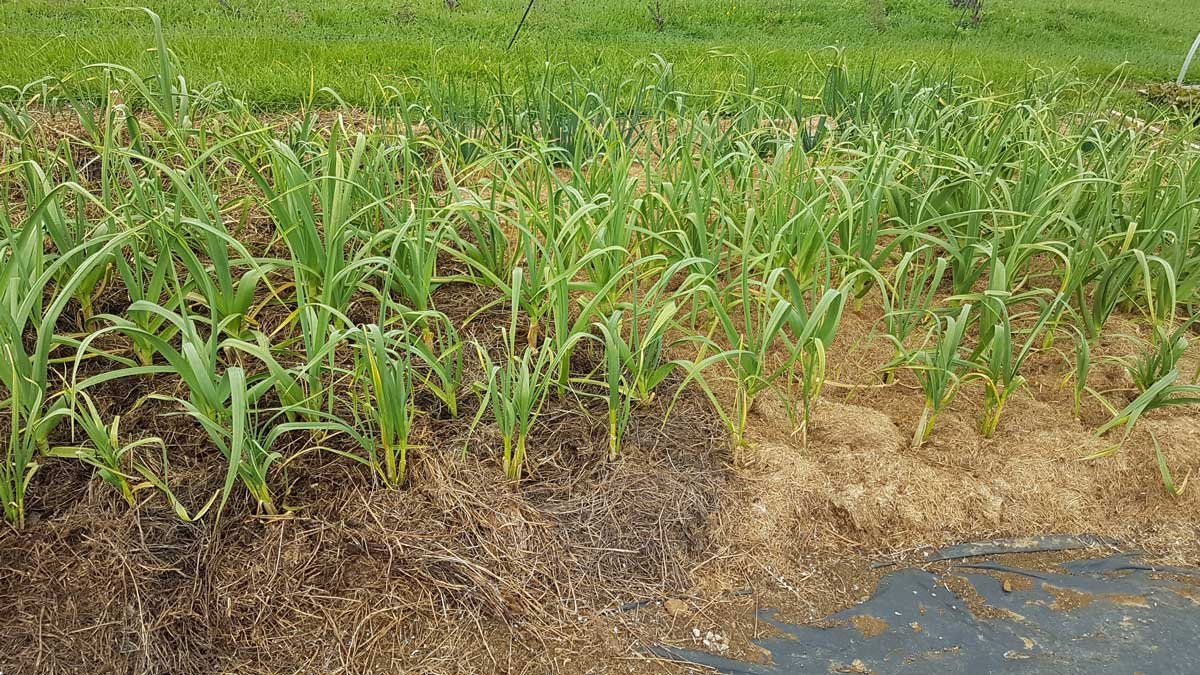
[2,0,1198,107]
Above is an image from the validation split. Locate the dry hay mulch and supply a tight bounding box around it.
[1142,83,1200,109]
[0,388,729,675]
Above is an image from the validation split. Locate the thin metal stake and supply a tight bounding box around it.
[507,0,536,51]
[1179,31,1200,86]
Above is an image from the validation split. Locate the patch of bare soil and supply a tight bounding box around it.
[667,303,1200,666]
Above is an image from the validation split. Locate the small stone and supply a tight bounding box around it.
[1002,579,1014,593]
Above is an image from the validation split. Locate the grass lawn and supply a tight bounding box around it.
[1,0,1198,107]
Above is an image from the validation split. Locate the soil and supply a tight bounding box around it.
[3,110,1200,674]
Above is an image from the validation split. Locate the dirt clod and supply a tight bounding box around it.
[664,598,690,617]
[851,614,890,638]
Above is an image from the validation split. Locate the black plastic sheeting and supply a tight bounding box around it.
[653,539,1200,674]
